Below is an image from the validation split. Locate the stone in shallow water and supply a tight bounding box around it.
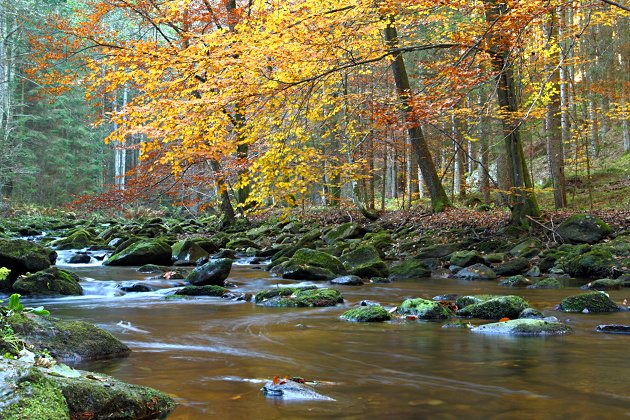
[340,305,391,322]
[330,275,364,286]
[261,379,335,401]
[471,319,571,336]
[596,324,630,335]
[455,263,496,280]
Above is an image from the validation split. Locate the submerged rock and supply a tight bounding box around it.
[558,291,620,313]
[5,312,130,362]
[12,268,83,296]
[398,298,452,320]
[185,258,233,286]
[471,319,571,336]
[261,378,335,401]
[557,214,612,244]
[456,295,529,319]
[0,358,175,420]
[340,305,391,322]
[175,285,229,296]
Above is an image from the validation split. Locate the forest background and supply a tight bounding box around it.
[0,0,628,224]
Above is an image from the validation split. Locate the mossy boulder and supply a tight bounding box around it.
[581,278,628,290]
[455,295,496,308]
[50,229,97,250]
[254,286,316,303]
[471,319,571,336]
[509,238,542,258]
[12,268,82,296]
[340,246,389,278]
[340,305,391,322]
[104,239,172,266]
[6,312,130,362]
[398,298,452,320]
[258,287,343,307]
[557,214,612,244]
[449,251,484,268]
[528,278,562,289]
[557,291,620,313]
[171,239,209,266]
[564,248,614,278]
[185,258,232,286]
[0,239,54,286]
[494,257,530,276]
[323,223,366,244]
[225,237,259,250]
[271,262,336,281]
[456,295,529,319]
[415,243,461,259]
[518,308,545,319]
[174,285,229,296]
[389,259,431,280]
[289,249,345,274]
[455,263,497,280]
[499,275,533,288]
[363,231,392,254]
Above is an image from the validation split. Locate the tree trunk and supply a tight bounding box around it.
[383,20,450,212]
[209,159,235,226]
[484,1,540,225]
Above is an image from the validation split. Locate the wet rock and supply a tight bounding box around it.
[215,249,237,259]
[432,294,458,301]
[442,321,472,329]
[471,319,571,336]
[398,298,452,320]
[527,278,562,289]
[118,283,154,293]
[494,257,530,276]
[254,286,315,303]
[455,295,495,308]
[50,229,98,250]
[261,378,335,401]
[136,264,165,274]
[175,285,229,296]
[340,305,391,322]
[13,268,83,296]
[558,291,620,313]
[66,252,92,264]
[0,239,54,287]
[564,248,614,278]
[171,239,209,266]
[5,312,130,362]
[323,222,366,244]
[449,251,484,268]
[257,287,343,307]
[272,263,336,281]
[581,278,627,291]
[225,237,259,250]
[104,239,172,266]
[557,214,612,244]
[330,275,364,286]
[499,275,532,288]
[340,246,389,278]
[455,263,497,280]
[518,308,545,319]
[289,249,345,274]
[186,258,233,286]
[456,295,529,319]
[388,259,431,280]
[596,324,630,335]
[525,265,541,277]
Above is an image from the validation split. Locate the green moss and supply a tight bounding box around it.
[529,278,562,289]
[340,305,391,322]
[472,319,571,336]
[399,298,452,319]
[105,239,172,266]
[565,248,614,278]
[51,229,96,250]
[257,287,343,307]
[455,295,495,308]
[456,295,529,319]
[340,246,389,278]
[582,278,625,290]
[558,291,620,313]
[12,268,82,296]
[450,251,484,267]
[289,249,345,274]
[1,370,69,420]
[499,275,532,287]
[389,260,431,279]
[175,285,228,296]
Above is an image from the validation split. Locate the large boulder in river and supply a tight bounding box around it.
[12,267,82,296]
[557,291,619,313]
[456,295,529,319]
[171,239,209,266]
[0,239,54,286]
[398,298,452,320]
[256,287,343,307]
[270,248,345,281]
[0,358,175,420]
[557,214,612,244]
[340,246,388,278]
[5,312,130,362]
[564,248,614,278]
[186,258,233,286]
[340,305,391,322]
[471,319,571,336]
[104,239,172,266]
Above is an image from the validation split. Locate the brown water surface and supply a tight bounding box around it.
[27,263,630,419]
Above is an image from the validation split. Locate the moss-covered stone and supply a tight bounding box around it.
[509,238,542,258]
[518,308,545,319]
[557,214,612,244]
[389,259,431,280]
[494,257,530,276]
[254,286,313,303]
[455,263,497,280]
[564,248,614,278]
[289,249,345,274]
[6,312,130,362]
[499,275,532,288]
[449,251,484,268]
[527,278,562,289]
[257,287,343,307]
[363,231,392,254]
[50,229,97,250]
[398,298,452,320]
[330,275,364,286]
[323,222,366,244]
[12,267,82,296]
[455,295,495,308]
[171,239,209,266]
[0,239,53,287]
[225,237,259,250]
[456,295,529,319]
[340,246,389,278]
[582,278,627,290]
[340,305,391,322]
[558,291,620,313]
[471,319,571,336]
[175,285,229,296]
[186,258,233,286]
[104,239,172,266]
[415,243,461,259]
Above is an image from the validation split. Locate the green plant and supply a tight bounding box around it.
[1,325,22,354]
[0,267,9,281]
[4,293,50,316]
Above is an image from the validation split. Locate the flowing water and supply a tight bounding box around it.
[17,252,630,419]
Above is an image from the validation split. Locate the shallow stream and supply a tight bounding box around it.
[19,253,630,419]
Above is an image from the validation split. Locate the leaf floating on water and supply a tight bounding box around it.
[230,395,242,400]
[499,317,510,322]
[49,363,81,378]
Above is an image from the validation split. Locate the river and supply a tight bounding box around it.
[20,252,630,419]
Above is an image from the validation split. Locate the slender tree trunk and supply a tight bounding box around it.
[383,20,450,212]
[477,93,491,205]
[484,1,540,225]
[209,159,235,225]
